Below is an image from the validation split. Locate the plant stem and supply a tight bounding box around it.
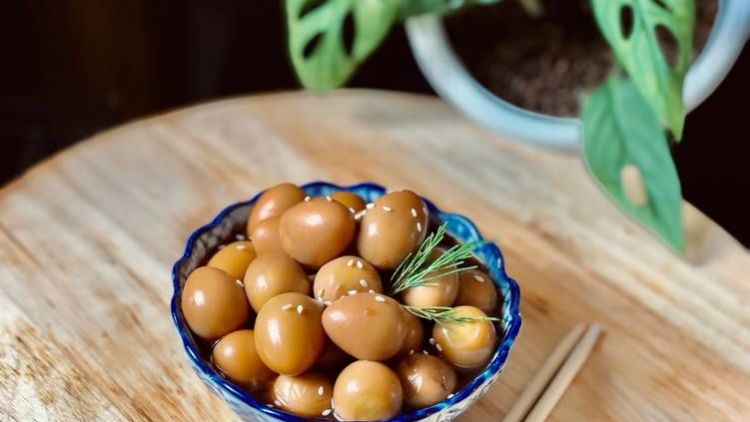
[517,0,544,17]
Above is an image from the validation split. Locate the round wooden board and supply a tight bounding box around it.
[1,90,748,421]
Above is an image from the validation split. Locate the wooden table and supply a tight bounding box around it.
[1,90,748,421]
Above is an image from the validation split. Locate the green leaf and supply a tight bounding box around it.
[287,0,502,90]
[582,76,684,252]
[286,0,401,91]
[590,0,695,139]
[398,0,500,19]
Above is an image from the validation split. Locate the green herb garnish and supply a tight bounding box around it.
[390,223,482,294]
[390,223,495,325]
[402,305,500,326]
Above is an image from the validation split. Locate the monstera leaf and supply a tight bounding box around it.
[582,76,684,252]
[591,0,695,140]
[287,0,401,91]
[287,0,501,90]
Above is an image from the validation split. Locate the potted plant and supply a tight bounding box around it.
[284,0,750,254]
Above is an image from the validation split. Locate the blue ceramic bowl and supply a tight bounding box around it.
[171,182,522,422]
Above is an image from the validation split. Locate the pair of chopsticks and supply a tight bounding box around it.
[503,323,603,422]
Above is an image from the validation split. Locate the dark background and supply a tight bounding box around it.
[1,1,748,245]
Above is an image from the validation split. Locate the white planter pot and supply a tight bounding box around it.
[406,0,750,149]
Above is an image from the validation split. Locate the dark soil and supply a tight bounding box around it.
[445,0,718,116]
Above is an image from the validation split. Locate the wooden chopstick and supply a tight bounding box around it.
[524,323,602,421]
[502,323,603,422]
[502,324,586,422]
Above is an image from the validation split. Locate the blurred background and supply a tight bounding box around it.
[1,1,748,244]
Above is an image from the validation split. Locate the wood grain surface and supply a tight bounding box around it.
[1,90,748,421]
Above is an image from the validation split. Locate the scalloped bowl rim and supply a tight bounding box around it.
[170,181,522,421]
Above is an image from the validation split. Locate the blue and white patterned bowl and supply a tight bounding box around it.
[171,182,522,422]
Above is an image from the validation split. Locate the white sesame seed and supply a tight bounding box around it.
[347,259,354,267]
[368,289,375,293]
[324,301,332,306]
[236,244,247,250]
[281,304,293,311]
[411,208,418,217]
[318,386,325,396]
[382,206,393,212]
[436,344,443,352]
[354,210,367,221]
[321,409,332,416]
[447,393,455,399]
[416,222,422,232]
[325,195,332,202]
[267,403,275,408]
[356,260,364,269]
[348,290,358,295]
[359,279,368,288]
[375,295,386,302]
[235,234,246,240]
[274,400,282,407]
[422,350,429,355]
[297,305,304,314]
[349,207,355,214]
[429,337,436,345]
[366,203,374,210]
[409,349,415,355]
[474,274,485,283]
[304,195,311,201]
[235,279,245,288]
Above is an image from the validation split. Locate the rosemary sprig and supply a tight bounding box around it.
[402,305,500,326]
[390,223,483,294]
